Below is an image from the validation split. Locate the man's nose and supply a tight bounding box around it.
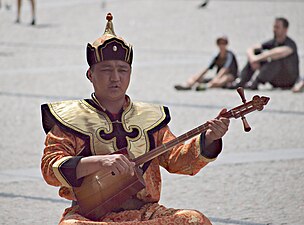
[110,70,120,81]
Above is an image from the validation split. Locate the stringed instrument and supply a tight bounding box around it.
[73,88,270,220]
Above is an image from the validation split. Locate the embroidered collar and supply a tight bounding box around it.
[91,93,131,112]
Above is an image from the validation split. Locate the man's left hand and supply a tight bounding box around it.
[205,109,230,146]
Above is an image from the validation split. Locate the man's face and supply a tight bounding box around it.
[273,20,287,39]
[88,60,131,102]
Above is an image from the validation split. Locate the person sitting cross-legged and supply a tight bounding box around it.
[40,13,230,225]
[174,36,238,91]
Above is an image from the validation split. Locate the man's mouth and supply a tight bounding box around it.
[109,85,120,89]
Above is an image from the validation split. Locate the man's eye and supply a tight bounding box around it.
[100,69,112,72]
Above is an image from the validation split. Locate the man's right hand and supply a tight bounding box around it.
[98,154,136,176]
[247,45,262,70]
[76,154,136,179]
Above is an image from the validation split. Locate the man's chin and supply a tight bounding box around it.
[108,88,123,95]
[108,92,126,100]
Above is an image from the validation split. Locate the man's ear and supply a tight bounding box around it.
[86,68,92,81]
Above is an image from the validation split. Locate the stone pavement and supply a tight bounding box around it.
[0,0,303,224]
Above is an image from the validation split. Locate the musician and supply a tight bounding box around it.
[41,13,230,225]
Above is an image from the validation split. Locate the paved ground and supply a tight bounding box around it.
[0,0,303,224]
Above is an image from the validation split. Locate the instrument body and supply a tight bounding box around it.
[74,166,145,221]
[73,91,270,220]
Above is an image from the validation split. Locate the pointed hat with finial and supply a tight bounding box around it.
[86,13,133,67]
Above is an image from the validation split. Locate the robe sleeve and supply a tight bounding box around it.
[41,124,86,188]
[154,125,222,175]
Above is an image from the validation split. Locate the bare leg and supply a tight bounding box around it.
[208,74,235,88]
[30,0,35,25]
[16,0,21,23]
[186,72,206,87]
[174,69,208,90]
[183,69,208,86]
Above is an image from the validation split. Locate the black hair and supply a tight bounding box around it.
[216,36,228,45]
[276,17,289,28]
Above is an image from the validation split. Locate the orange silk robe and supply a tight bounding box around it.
[41,117,220,225]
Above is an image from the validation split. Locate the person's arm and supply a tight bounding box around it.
[76,154,135,179]
[185,54,218,87]
[247,44,262,63]
[245,44,263,70]
[216,51,235,78]
[156,109,229,176]
[250,46,293,63]
[186,68,209,86]
[216,53,231,77]
[42,125,135,188]
[41,125,85,187]
[215,67,229,78]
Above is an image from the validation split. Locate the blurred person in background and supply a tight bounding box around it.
[174,36,238,91]
[16,0,36,25]
[229,17,299,90]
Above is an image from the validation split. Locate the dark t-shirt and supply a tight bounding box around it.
[208,50,238,77]
[261,36,299,76]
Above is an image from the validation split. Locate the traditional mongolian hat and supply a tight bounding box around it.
[86,13,133,67]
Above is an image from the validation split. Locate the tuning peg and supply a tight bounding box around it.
[236,87,251,132]
[237,87,247,103]
[241,116,251,132]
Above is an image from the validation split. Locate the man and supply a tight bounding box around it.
[41,13,230,225]
[230,17,299,90]
[174,36,238,91]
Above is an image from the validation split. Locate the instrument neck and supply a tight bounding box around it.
[133,122,210,166]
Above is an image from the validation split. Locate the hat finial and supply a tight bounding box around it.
[104,13,116,36]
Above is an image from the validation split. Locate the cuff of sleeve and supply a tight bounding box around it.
[53,156,84,187]
[198,132,223,162]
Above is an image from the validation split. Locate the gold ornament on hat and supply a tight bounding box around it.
[104,13,116,36]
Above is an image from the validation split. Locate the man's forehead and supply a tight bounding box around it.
[274,20,284,27]
[96,60,130,68]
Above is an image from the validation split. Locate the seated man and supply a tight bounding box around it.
[230,17,299,90]
[174,36,238,91]
[41,13,230,225]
